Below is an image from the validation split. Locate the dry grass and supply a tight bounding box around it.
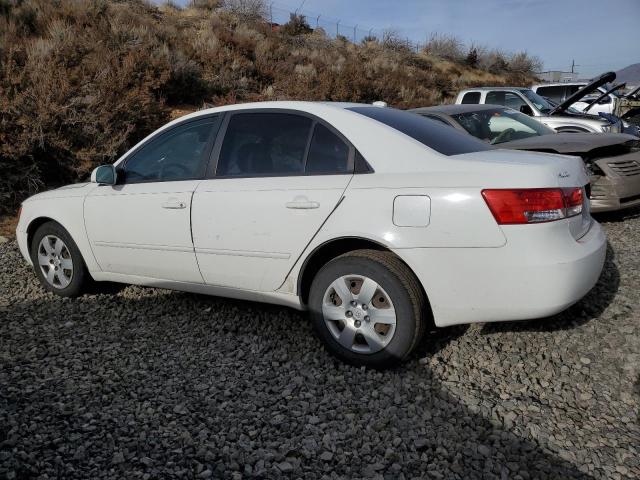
[0,0,538,214]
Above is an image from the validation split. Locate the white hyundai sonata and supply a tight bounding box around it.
[16,101,606,367]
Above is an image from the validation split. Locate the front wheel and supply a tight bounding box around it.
[309,250,427,368]
[30,221,90,297]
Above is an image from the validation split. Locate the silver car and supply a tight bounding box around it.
[455,73,623,134]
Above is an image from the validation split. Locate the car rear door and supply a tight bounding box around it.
[192,111,354,291]
[84,116,221,283]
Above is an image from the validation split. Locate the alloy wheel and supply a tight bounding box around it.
[37,235,74,289]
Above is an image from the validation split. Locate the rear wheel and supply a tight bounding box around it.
[309,249,427,368]
[30,222,89,297]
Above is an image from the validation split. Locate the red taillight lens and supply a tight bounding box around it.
[482,187,583,225]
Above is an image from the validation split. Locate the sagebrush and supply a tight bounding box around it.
[0,0,538,214]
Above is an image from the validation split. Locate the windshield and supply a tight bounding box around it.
[520,89,554,113]
[347,106,491,156]
[450,108,555,145]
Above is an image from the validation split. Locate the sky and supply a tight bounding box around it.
[169,0,639,78]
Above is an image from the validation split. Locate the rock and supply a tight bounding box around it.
[320,451,333,461]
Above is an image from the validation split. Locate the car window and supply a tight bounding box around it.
[347,106,490,156]
[519,89,554,113]
[123,119,217,183]
[486,91,527,110]
[461,92,481,104]
[217,113,312,176]
[305,123,351,174]
[450,108,554,144]
[535,85,566,103]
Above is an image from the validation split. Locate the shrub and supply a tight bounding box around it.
[281,13,312,36]
[0,0,538,215]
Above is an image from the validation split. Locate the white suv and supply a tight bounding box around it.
[532,82,618,115]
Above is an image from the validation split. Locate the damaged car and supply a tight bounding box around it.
[412,104,640,212]
[533,79,640,127]
[455,72,625,134]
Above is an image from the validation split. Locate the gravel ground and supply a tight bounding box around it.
[1,212,639,480]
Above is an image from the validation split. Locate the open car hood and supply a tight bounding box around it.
[549,71,616,115]
[583,83,626,113]
[500,132,637,154]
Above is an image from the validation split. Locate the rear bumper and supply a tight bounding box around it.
[395,220,606,327]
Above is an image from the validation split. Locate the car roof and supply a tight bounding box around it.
[532,82,588,88]
[411,104,506,115]
[459,87,528,92]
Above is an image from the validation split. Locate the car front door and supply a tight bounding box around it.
[84,116,221,283]
[192,111,354,291]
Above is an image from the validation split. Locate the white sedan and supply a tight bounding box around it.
[16,102,606,367]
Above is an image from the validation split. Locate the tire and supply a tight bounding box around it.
[309,249,427,368]
[30,221,90,297]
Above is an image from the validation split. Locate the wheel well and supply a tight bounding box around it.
[298,237,427,307]
[26,217,56,252]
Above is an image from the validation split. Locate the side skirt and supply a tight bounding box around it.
[90,271,306,311]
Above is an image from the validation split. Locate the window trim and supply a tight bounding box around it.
[205,108,358,179]
[117,114,222,185]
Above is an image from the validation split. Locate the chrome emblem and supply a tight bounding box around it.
[558,170,570,178]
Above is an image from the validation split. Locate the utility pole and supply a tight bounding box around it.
[336,20,340,37]
[269,2,273,25]
[353,25,357,43]
[316,15,320,29]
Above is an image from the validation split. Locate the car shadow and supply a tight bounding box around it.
[2,287,595,478]
[480,240,619,335]
[593,205,640,223]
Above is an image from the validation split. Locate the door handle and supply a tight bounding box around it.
[285,199,320,209]
[161,199,187,209]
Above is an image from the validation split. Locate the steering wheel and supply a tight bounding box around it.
[491,128,516,145]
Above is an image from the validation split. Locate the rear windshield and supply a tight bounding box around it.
[347,106,491,156]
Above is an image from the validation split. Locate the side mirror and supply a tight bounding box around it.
[91,165,116,185]
[519,105,534,116]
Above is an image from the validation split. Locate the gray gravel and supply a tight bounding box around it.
[1,212,639,479]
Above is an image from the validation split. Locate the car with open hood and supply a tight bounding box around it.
[455,72,624,134]
[16,101,606,368]
[533,77,640,127]
[412,103,640,212]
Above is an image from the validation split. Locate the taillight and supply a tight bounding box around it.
[482,187,583,225]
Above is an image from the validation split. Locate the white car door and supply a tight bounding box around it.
[84,116,221,283]
[192,111,354,291]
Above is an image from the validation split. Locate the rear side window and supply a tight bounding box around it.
[535,85,566,102]
[461,92,481,104]
[347,107,490,156]
[306,124,350,174]
[217,113,312,176]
